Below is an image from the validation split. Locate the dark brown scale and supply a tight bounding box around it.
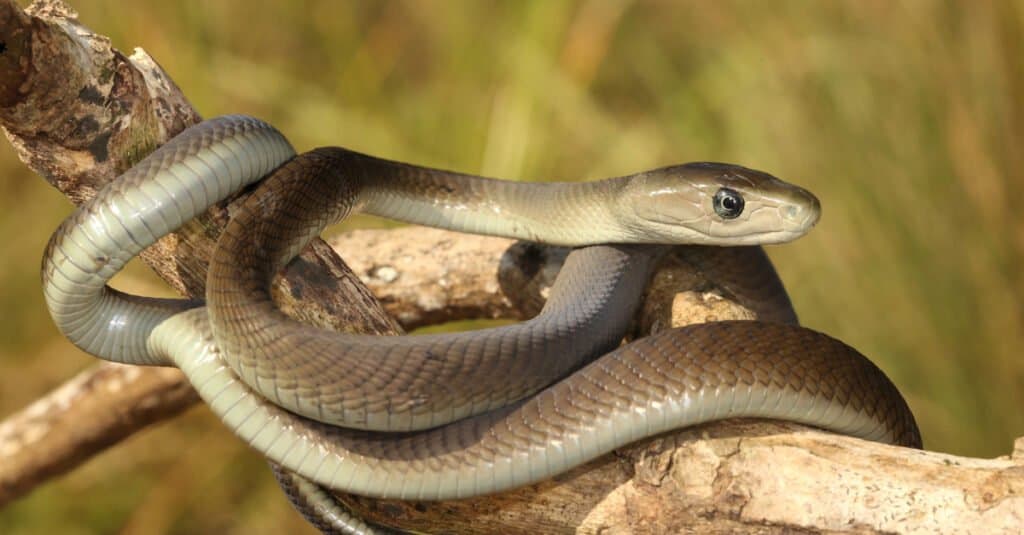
[261,322,919,487]
[206,148,665,432]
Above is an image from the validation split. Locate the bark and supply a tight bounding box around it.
[0,0,399,507]
[1,1,1022,533]
[347,424,1024,534]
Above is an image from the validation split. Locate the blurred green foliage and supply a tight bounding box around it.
[2,0,1022,533]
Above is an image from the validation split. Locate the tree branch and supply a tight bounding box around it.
[346,422,1024,534]
[0,364,193,504]
[2,1,1022,533]
[0,0,399,507]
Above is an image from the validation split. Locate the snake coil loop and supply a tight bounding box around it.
[42,115,919,534]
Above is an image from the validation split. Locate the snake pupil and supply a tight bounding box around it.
[713,188,744,219]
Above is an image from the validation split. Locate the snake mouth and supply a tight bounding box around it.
[731,228,812,245]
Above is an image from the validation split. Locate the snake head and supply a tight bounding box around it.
[619,162,821,245]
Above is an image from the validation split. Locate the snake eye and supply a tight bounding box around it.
[712,188,745,219]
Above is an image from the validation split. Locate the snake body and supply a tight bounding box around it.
[149,309,918,501]
[41,116,920,530]
[207,149,666,431]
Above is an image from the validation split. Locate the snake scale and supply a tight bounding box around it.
[41,115,920,533]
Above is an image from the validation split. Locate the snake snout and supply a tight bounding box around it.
[781,188,821,230]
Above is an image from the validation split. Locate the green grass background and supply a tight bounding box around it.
[2,1,1022,533]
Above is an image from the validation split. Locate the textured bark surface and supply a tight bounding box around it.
[2,1,1022,533]
[347,424,1024,534]
[0,364,193,505]
[0,0,399,507]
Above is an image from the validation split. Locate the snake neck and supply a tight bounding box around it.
[220,146,639,282]
[342,150,632,246]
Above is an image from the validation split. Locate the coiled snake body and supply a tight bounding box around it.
[41,116,920,533]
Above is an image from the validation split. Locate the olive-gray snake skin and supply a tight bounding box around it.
[41,115,920,534]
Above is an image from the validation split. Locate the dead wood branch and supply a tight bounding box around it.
[0,0,398,507]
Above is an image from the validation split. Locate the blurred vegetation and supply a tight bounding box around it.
[2,0,1022,533]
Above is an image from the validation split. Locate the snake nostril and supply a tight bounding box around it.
[782,190,821,228]
[803,194,822,227]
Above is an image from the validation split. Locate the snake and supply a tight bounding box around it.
[41,115,921,533]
